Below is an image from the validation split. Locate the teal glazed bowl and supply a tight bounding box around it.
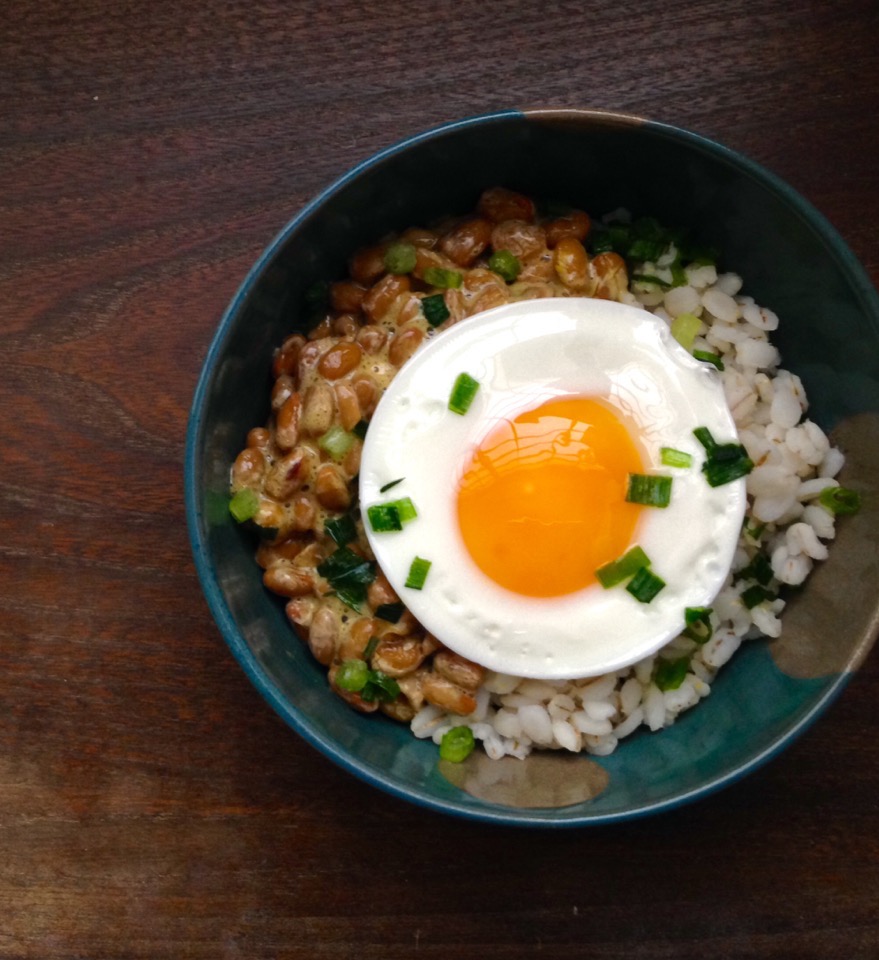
[185,109,879,825]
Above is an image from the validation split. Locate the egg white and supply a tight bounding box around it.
[360,298,745,680]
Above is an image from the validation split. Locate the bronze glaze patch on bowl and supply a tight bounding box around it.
[440,752,610,809]
[771,412,879,680]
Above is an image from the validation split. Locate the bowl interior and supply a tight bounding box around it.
[186,110,879,825]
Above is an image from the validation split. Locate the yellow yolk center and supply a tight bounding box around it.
[456,396,645,598]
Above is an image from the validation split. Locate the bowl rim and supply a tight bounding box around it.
[184,107,877,826]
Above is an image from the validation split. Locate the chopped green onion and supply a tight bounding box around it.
[316,547,376,592]
[693,426,718,453]
[229,488,259,523]
[393,497,418,523]
[367,497,417,532]
[383,241,417,275]
[361,670,400,703]
[352,419,369,440]
[333,584,366,611]
[367,503,402,532]
[694,426,753,486]
[336,659,369,692]
[626,218,673,262]
[488,249,521,282]
[591,216,687,265]
[711,442,749,462]
[693,349,725,371]
[683,606,713,644]
[737,551,773,586]
[819,485,861,515]
[660,447,693,469]
[379,478,404,493]
[318,424,356,461]
[654,656,691,692]
[741,584,775,609]
[596,545,651,588]
[405,556,431,590]
[670,260,688,288]
[439,725,475,763]
[423,266,463,289]
[626,473,672,508]
[336,658,400,702]
[626,567,666,603]
[421,293,450,327]
[670,312,701,350]
[362,635,380,661]
[448,372,480,415]
[324,513,357,546]
[702,456,754,487]
[374,603,405,624]
[631,273,671,290]
[745,521,766,541]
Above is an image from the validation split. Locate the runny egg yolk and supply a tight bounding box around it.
[456,396,645,598]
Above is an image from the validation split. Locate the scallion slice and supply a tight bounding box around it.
[362,635,380,661]
[631,273,671,290]
[670,260,688,287]
[229,488,259,523]
[421,293,450,327]
[324,513,357,546]
[670,312,701,350]
[660,447,693,469]
[736,551,773,586]
[683,606,713,644]
[626,473,672,508]
[693,349,724,371]
[336,658,400,702]
[332,584,367,610]
[360,670,400,703]
[393,496,418,523]
[818,485,861,515]
[316,547,376,591]
[745,520,766,541]
[693,426,718,453]
[741,584,775,609]
[383,241,417,275]
[654,656,691,692]
[423,266,463,289]
[335,659,369,692]
[488,249,521,282]
[448,372,480,415]
[379,478,404,493]
[694,426,754,486]
[625,567,666,603]
[318,424,356,461]
[596,545,651,588]
[367,497,417,532]
[405,556,431,590]
[367,503,402,532]
[702,456,754,487]
[439,725,475,762]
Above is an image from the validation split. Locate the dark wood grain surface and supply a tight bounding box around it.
[2,1,878,957]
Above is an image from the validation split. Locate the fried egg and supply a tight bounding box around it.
[360,298,746,679]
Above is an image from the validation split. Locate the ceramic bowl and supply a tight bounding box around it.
[185,109,879,825]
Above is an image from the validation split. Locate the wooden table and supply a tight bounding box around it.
[3,1,878,956]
